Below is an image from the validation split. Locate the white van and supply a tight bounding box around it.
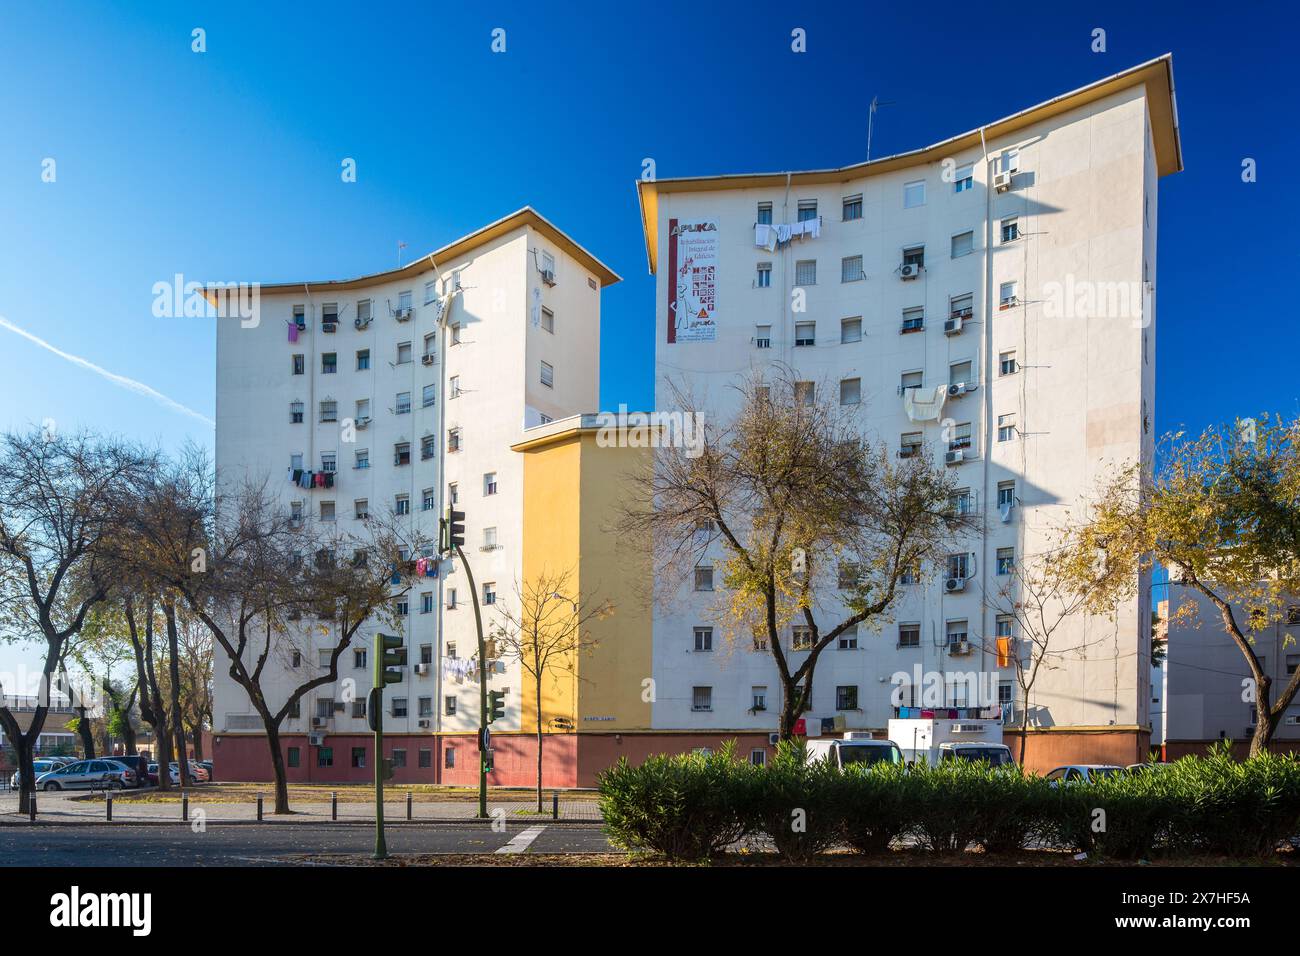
[805,733,904,769]
[938,741,1015,767]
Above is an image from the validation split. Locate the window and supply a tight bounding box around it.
[322,303,339,327]
[756,202,773,225]
[900,370,923,393]
[790,258,817,288]
[998,148,1020,174]
[483,472,498,496]
[292,354,305,375]
[397,342,413,365]
[392,698,408,718]
[413,435,432,461]
[290,500,304,524]
[951,231,974,258]
[322,353,337,374]
[954,163,973,192]
[839,378,861,406]
[841,317,862,344]
[482,527,498,550]
[351,747,366,769]
[418,749,432,768]
[841,255,864,282]
[946,553,970,580]
[902,245,925,269]
[392,391,410,415]
[450,323,461,345]
[395,494,410,515]
[839,626,858,650]
[794,321,815,347]
[394,596,408,617]
[355,349,370,371]
[391,749,407,769]
[999,681,1014,705]
[950,361,972,387]
[398,291,412,313]
[900,307,925,334]
[423,332,436,359]
[692,565,715,592]
[444,746,456,768]
[752,686,768,712]
[900,431,922,458]
[317,747,333,768]
[999,351,1017,376]
[998,413,1016,442]
[946,620,968,646]
[448,428,462,453]
[449,376,461,399]
[394,442,411,465]
[951,488,974,516]
[418,697,433,718]
[693,627,713,652]
[997,547,1015,575]
[842,194,863,221]
[420,644,433,665]
[756,263,772,288]
[319,400,337,423]
[792,625,814,651]
[949,423,972,451]
[355,448,369,469]
[1001,217,1020,243]
[287,747,300,768]
[320,452,336,473]
[1000,281,1018,309]
[540,361,554,388]
[448,482,459,505]
[797,200,817,222]
[794,381,814,405]
[997,481,1016,509]
[541,252,556,280]
[319,501,335,522]
[899,624,920,648]
[421,592,434,614]
[755,324,772,349]
[290,401,304,424]
[996,616,1013,639]
[692,686,713,712]
[903,180,926,208]
[1288,655,1300,676]
[950,293,974,319]
[354,498,369,520]
[836,686,859,711]
[422,487,436,511]
[422,384,436,408]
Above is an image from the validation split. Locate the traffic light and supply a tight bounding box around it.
[488,690,506,723]
[374,633,404,687]
[441,508,465,553]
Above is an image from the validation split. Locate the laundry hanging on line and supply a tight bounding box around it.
[903,384,948,423]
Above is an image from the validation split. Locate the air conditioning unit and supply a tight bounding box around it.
[355,416,370,429]
[943,316,963,335]
[308,732,325,746]
[768,733,780,746]
[415,663,430,676]
[540,268,556,286]
[945,450,965,466]
[354,316,371,330]
[394,307,413,322]
[945,576,967,593]
[899,263,921,280]
[951,640,972,655]
[947,383,970,398]
[994,170,1014,193]
[321,322,337,333]
[417,719,431,729]
[421,353,435,366]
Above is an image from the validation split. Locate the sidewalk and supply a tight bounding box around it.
[0,792,602,825]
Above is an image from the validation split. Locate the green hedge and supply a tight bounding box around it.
[597,740,1300,862]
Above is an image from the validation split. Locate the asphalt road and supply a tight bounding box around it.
[0,820,619,865]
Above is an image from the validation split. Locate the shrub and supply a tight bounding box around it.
[742,741,846,862]
[1164,744,1300,858]
[597,742,751,861]
[840,760,915,854]
[976,767,1055,854]
[908,760,995,854]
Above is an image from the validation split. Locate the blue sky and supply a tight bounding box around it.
[0,1,1294,673]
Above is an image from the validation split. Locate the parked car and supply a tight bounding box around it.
[938,742,1017,767]
[1126,762,1170,774]
[1043,764,1125,785]
[147,763,181,786]
[805,735,905,769]
[35,759,136,791]
[9,759,62,789]
[195,760,215,782]
[100,759,143,788]
[170,761,209,783]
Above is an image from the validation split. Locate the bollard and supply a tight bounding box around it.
[552,791,559,820]
[28,795,36,823]
[406,791,413,821]
[331,791,338,821]
[106,794,113,822]
[182,793,189,822]
[257,793,264,821]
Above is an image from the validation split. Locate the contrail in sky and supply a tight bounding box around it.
[0,315,215,428]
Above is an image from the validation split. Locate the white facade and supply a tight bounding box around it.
[639,62,1181,741]
[213,209,615,744]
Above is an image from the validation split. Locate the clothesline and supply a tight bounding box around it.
[754,217,823,252]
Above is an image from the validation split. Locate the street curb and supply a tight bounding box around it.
[0,816,603,828]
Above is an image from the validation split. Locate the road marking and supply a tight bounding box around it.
[494,825,546,854]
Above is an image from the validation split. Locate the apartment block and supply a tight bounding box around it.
[211,208,619,783]
[635,57,1182,771]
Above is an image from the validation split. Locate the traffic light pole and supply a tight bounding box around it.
[453,541,489,820]
[371,632,404,859]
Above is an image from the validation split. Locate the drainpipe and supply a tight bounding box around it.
[978,128,994,683]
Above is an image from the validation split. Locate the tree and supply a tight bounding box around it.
[109,450,431,813]
[0,429,154,812]
[173,612,213,761]
[981,551,1102,765]
[621,374,963,740]
[492,569,612,812]
[1058,415,1300,756]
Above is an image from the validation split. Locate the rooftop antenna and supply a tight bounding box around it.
[396,241,408,269]
[866,96,894,162]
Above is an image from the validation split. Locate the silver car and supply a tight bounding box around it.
[35,759,136,791]
[9,758,62,789]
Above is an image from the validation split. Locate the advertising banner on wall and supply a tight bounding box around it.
[666,218,718,343]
